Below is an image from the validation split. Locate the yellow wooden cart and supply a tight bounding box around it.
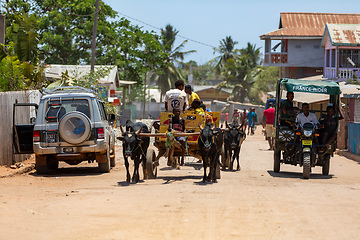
[140,111,221,179]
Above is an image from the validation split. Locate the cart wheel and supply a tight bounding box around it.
[146,148,157,179]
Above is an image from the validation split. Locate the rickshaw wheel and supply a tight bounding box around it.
[303,153,311,179]
[322,154,330,176]
[274,150,281,173]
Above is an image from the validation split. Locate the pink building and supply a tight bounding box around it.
[321,24,360,81]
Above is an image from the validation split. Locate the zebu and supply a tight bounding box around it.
[223,121,246,171]
[117,121,150,183]
[198,122,223,183]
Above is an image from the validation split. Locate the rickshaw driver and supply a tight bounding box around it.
[295,103,319,126]
[294,103,320,144]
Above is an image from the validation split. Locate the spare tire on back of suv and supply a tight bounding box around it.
[59,111,91,145]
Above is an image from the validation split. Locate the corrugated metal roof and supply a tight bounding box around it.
[44,64,120,88]
[260,12,360,39]
[325,24,360,46]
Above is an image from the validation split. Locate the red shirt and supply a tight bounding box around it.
[263,108,275,124]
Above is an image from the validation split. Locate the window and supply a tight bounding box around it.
[339,49,360,68]
[326,50,330,67]
[45,99,90,121]
[97,101,107,121]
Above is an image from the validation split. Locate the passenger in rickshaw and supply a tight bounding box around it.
[279,105,294,128]
[169,107,186,166]
[319,104,344,146]
[281,91,299,116]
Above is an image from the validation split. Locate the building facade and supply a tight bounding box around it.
[260,12,360,79]
[321,24,360,81]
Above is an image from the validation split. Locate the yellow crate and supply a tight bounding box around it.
[159,112,204,128]
[206,112,220,127]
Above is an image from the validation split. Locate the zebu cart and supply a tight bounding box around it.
[140,111,221,179]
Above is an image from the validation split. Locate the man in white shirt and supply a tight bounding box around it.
[165,80,187,112]
[295,103,319,126]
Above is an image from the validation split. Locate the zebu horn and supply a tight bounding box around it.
[136,127,142,135]
[120,125,125,135]
[225,121,230,130]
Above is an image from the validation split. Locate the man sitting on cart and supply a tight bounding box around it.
[169,107,186,166]
[165,80,187,112]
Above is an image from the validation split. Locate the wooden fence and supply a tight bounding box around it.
[0,90,40,166]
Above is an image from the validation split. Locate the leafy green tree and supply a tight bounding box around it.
[0,43,26,91]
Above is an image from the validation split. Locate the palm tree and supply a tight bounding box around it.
[240,42,261,70]
[210,36,238,75]
[156,24,195,101]
[216,41,263,103]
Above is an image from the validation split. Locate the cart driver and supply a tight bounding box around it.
[169,107,186,166]
[165,80,187,113]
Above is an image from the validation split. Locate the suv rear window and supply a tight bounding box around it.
[46,99,90,121]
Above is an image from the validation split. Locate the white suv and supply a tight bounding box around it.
[13,86,116,174]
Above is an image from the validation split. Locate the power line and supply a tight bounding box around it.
[116,11,217,49]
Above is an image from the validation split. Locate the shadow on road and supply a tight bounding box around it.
[160,163,203,171]
[158,175,203,184]
[267,170,334,180]
[29,167,103,177]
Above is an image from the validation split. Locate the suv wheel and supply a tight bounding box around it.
[98,146,111,173]
[36,155,48,174]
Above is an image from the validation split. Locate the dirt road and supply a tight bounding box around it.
[1,128,360,240]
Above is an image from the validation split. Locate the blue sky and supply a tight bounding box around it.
[102,0,359,64]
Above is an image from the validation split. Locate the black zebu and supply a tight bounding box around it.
[198,122,223,183]
[223,121,246,171]
[118,121,150,183]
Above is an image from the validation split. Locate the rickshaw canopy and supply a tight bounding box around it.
[279,78,341,95]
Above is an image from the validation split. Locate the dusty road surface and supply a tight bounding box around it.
[1,128,360,240]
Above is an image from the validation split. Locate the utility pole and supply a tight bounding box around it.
[143,72,147,119]
[90,0,100,71]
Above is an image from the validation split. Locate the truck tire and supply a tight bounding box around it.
[59,112,91,145]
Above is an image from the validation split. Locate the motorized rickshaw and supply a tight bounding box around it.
[273,78,341,179]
